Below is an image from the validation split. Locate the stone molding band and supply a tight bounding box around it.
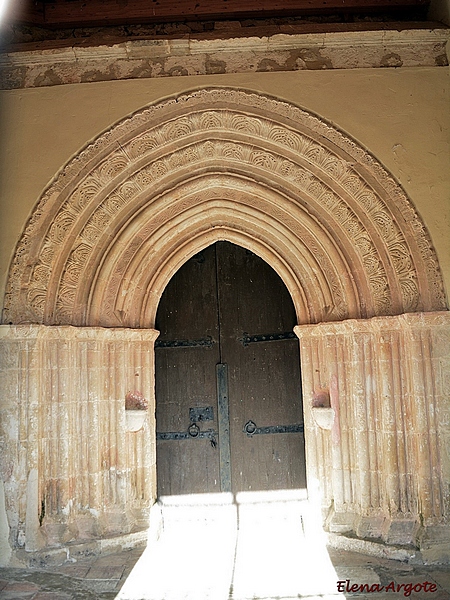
[0,28,448,90]
[294,309,450,336]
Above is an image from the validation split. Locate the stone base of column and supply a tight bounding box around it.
[417,525,450,564]
[327,532,417,563]
[9,501,164,568]
[328,526,450,565]
[12,528,149,568]
[382,518,421,546]
[355,515,386,540]
[326,510,356,534]
[327,509,450,564]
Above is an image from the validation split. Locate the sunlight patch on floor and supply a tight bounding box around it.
[116,491,341,600]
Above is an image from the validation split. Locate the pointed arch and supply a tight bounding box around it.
[2,88,447,327]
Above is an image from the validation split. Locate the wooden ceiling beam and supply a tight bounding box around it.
[11,0,431,28]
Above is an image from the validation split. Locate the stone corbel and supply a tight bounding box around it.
[311,406,335,430]
[311,388,335,430]
[125,390,149,432]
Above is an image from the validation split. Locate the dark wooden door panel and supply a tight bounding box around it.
[216,243,305,493]
[228,341,306,492]
[157,438,220,496]
[216,244,296,337]
[155,246,220,496]
[156,247,219,342]
[155,242,306,497]
[155,347,219,433]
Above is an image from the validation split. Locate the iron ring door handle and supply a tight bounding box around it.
[243,420,257,436]
[188,423,200,438]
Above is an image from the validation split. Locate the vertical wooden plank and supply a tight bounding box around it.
[217,363,231,493]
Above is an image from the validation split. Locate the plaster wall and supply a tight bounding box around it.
[0,67,449,315]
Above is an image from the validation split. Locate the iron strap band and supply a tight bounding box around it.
[243,420,304,436]
[155,336,214,349]
[253,424,304,435]
[155,332,297,348]
[240,331,296,346]
[157,429,216,441]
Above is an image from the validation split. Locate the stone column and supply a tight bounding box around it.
[0,325,159,556]
[296,312,450,561]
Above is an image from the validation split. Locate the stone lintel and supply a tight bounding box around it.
[0,27,448,89]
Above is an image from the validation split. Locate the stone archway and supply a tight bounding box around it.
[2,88,446,327]
[1,88,449,563]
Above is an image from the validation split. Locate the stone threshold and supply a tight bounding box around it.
[0,26,448,89]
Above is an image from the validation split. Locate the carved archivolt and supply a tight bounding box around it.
[2,88,447,327]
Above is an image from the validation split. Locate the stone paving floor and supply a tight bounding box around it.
[1,545,450,600]
[1,495,449,600]
[0,546,145,599]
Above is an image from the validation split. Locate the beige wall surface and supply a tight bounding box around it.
[0,67,449,314]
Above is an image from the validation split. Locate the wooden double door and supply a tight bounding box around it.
[155,242,306,496]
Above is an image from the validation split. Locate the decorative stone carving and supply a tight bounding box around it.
[2,89,446,328]
[1,89,448,565]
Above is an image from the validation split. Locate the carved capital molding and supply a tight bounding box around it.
[294,310,450,338]
[2,88,447,327]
